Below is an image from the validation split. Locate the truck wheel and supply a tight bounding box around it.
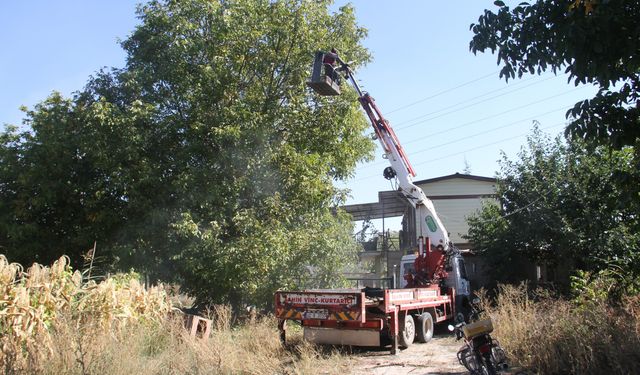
[398,314,415,348]
[416,312,434,343]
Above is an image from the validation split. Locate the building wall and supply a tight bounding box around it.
[429,198,494,244]
[416,178,497,245]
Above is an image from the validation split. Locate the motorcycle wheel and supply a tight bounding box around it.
[481,353,497,375]
[458,347,481,373]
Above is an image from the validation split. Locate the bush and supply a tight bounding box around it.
[482,284,640,374]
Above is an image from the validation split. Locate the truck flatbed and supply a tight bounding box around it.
[275,286,455,354]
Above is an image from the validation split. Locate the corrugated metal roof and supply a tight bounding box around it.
[341,190,409,221]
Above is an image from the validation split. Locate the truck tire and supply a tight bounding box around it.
[398,314,415,348]
[416,312,434,343]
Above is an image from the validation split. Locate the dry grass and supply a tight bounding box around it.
[480,284,640,375]
[0,255,350,374]
[38,314,351,375]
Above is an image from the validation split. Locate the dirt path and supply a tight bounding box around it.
[349,333,467,375]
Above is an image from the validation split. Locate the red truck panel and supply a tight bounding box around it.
[383,286,452,313]
[275,290,365,323]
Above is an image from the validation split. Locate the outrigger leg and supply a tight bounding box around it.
[390,309,399,355]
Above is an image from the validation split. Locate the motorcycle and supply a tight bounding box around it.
[448,298,508,375]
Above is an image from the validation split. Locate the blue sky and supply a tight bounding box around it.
[0,1,138,126]
[1,1,596,231]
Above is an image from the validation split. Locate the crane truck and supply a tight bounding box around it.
[275,51,471,354]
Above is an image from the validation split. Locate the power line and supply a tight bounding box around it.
[357,93,581,172]
[394,74,558,131]
[409,106,571,156]
[383,71,498,115]
[463,196,544,227]
[358,105,570,171]
[412,121,566,167]
[354,121,566,181]
[392,73,550,129]
[402,92,579,144]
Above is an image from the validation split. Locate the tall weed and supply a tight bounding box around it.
[0,255,348,374]
[483,284,640,374]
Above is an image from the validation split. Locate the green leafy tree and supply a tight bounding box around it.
[0,95,141,266]
[469,1,640,294]
[470,0,640,149]
[0,0,374,307]
[466,128,640,289]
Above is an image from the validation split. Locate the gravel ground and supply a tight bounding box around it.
[349,332,468,375]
